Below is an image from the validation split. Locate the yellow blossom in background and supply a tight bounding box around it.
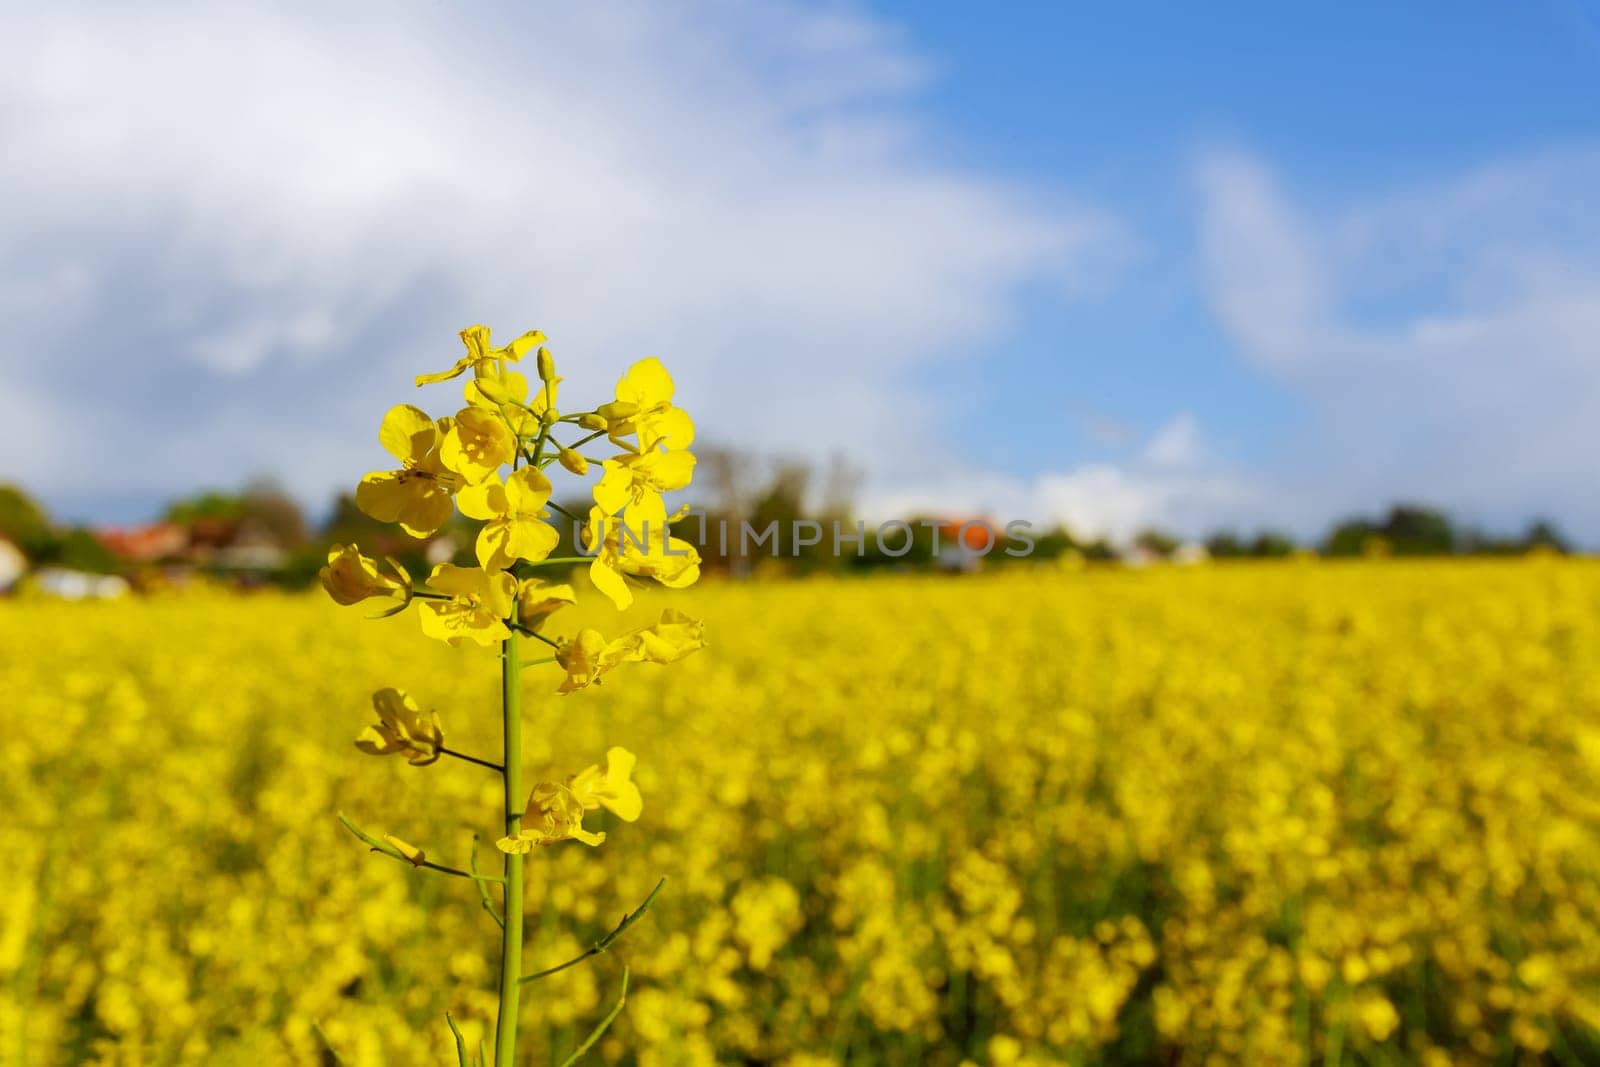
[416,563,516,647]
[354,687,443,766]
[354,404,457,537]
[4,562,1600,1061]
[456,468,559,570]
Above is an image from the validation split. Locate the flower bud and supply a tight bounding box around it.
[383,834,427,867]
[558,449,589,476]
[536,346,557,384]
[578,412,607,431]
[541,406,560,427]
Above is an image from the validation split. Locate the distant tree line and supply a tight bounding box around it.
[0,473,1580,593]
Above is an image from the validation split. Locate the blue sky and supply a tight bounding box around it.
[879,1,1600,534]
[3,2,1598,541]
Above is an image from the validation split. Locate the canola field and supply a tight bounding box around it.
[4,559,1600,1066]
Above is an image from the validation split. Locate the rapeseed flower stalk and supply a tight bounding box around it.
[319,323,705,1066]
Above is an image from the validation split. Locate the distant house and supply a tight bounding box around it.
[211,517,289,573]
[0,536,25,592]
[935,516,1001,572]
[94,522,188,562]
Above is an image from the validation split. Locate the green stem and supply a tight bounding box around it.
[446,1012,471,1067]
[546,500,585,524]
[337,812,503,884]
[471,835,505,930]
[312,1022,347,1065]
[494,629,525,1067]
[558,969,629,1067]
[519,877,666,984]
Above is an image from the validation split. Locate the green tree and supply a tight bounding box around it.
[0,484,54,557]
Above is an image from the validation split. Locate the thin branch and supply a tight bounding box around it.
[520,656,557,668]
[445,1012,473,1067]
[520,878,666,984]
[312,1022,347,1065]
[545,499,585,524]
[471,835,505,930]
[508,622,562,649]
[338,812,505,884]
[439,746,505,774]
[558,968,629,1067]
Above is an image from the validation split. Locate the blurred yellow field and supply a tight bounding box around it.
[5,560,1600,1066]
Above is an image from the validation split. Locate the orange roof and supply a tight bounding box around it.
[935,517,1000,551]
[94,522,188,562]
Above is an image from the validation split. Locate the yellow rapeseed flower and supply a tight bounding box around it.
[354,404,458,537]
[555,608,705,693]
[569,746,644,822]
[319,544,410,607]
[456,468,560,570]
[592,451,696,517]
[496,747,641,851]
[584,497,701,611]
[440,407,516,485]
[595,357,695,452]
[417,563,516,647]
[415,323,544,387]
[516,577,576,631]
[354,687,443,766]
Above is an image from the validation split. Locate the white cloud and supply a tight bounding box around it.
[861,416,1254,544]
[1196,146,1600,534]
[0,1,1123,514]
[1142,413,1203,468]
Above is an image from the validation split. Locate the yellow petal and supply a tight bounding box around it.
[505,519,559,564]
[505,467,553,513]
[457,477,506,521]
[378,404,437,465]
[589,557,633,611]
[616,357,674,407]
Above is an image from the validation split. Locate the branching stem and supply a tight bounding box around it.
[519,878,666,984]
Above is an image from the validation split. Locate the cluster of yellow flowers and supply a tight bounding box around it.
[321,326,702,673]
[4,559,1600,1065]
[315,325,707,1063]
